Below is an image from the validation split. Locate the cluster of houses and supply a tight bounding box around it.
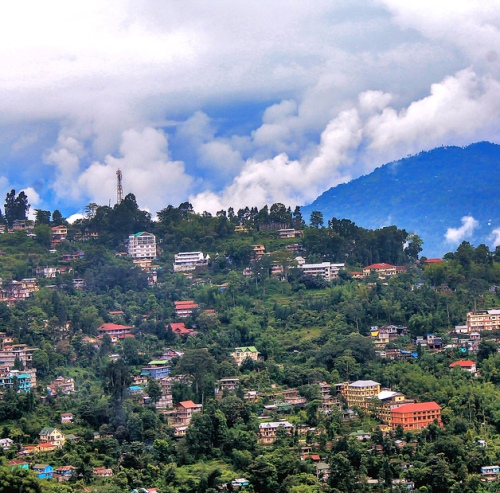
[9,460,113,482]
[0,278,38,305]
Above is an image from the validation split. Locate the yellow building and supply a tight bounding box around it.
[232,346,260,366]
[467,309,500,332]
[343,380,381,410]
[39,428,66,448]
[368,391,414,426]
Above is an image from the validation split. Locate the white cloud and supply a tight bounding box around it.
[67,213,84,224]
[445,216,479,244]
[78,127,193,215]
[0,2,500,216]
[490,228,500,247]
[21,187,41,221]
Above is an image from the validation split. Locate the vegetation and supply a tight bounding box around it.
[0,194,499,492]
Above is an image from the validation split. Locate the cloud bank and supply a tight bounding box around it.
[0,1,499,217]
[445,216,480,244]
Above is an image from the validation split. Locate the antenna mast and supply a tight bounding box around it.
[116,169,123,205]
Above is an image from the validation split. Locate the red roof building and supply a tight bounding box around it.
[174,400,203,426]
[423,258,444,264]
[363,263,398,279]
[390,402,442,430]
[168,323,198,336]
[97,323,133,337]
[450,360,477,373]
[174,301,199,317]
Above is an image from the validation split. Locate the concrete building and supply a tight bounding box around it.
[232,346,260,366]
[258,421,294,444]
[173,400,202,426]
[0,368,37,392]
[173,252,209,272]
[128,232,156,259]
[0,344,38,368]
[467,309,500,332]
[342,380,381,410]
[300,262,345,282]
[390,402,442,430]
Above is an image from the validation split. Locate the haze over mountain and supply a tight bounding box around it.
[302,142,500,257]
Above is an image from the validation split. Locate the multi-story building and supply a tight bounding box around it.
[174,301,199,318]
[252,245,266,260]
[215,378,240,398]
[390,402,442,430]
[0,278,38,305]
[0,344,38,368]
[232,346,260,366]
[173,252,209,272]
[51,226,68,247]
[369,391,415,426]
[0,368,37,392]
[363,263,397,279]
[39,427,66,448]
[47,377,75,396]
[277,229,303,239]
[258,421,294,444]
[128,232,156,259]
[342,380,381,410]
[467,309,500,332]
[141,361,171,379]
[300,262,345,281]
[173,400,202,426]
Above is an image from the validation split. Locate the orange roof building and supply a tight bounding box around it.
[450,360,477,373]
[390,401,442,430]
[97,323,133,336]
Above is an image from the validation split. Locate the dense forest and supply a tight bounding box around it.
[0,190,499,492]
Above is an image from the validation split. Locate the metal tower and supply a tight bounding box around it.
[116,169,123,205]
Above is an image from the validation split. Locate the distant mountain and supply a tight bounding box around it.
[302,142,500,257]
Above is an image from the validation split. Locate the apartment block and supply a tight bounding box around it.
[128,232,157,259]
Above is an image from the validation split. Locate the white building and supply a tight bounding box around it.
[173,252,209,272]
[300,262,345,281]
[128,232,156,259]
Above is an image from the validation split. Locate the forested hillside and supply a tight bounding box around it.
[0,193,500,492]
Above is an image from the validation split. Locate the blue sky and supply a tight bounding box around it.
[1,0,500,239]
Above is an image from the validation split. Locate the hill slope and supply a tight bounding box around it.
[302,142,500,257]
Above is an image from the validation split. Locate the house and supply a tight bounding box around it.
[0,278,38,305]
[39,427,66,448]
[231,478,250,488]
[258,421,294,444]
[450,360,477,374]
[481,465,500,477]
[161,348,184,361]
[0,438,13,450]
[252,244,266,260]
[0,368,37,392]
[54,465,77,482]
[61,413,74,424]
[168,322,197,336]
[467,309,500,332]
[93,466,114,477]
[173,251,209,272]
[390,402,442,430]
[342,380,381,410]
[232,346,260,366]
[9,460,29,470]
[141,361,171,379]
[349,430,371,440]
[48,376,75,396]
[277,228,303,239]
[363,263,398,279]
[61,251,84,262]
[51,225,68,246]
[0,344,38,368]
[316,462,330,481]
[128,232,157,259]
[97,323,133,337]
[174,301,199,318]
[38,443,58,453]
[173,400,203,426]
[299,262,345,281]
[12,219,34,233]
[33,464,53,479]
[216,378,240,397]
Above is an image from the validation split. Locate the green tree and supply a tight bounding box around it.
[309,211,324,229]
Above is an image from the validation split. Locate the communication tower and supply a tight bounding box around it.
[116,169,123,205]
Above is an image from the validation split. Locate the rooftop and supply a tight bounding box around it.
[391,401,441,413]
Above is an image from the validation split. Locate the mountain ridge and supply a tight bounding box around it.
[302,142,500,257]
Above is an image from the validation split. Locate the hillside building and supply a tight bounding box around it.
[173,252,209,272]
[467,309,500,332]
[300,262,345,282]
[390,401,442,430]
[128,232,156,259]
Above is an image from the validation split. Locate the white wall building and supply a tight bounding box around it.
[173,252,209,272]
[128,232,156,259]
[300,262,345,281]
